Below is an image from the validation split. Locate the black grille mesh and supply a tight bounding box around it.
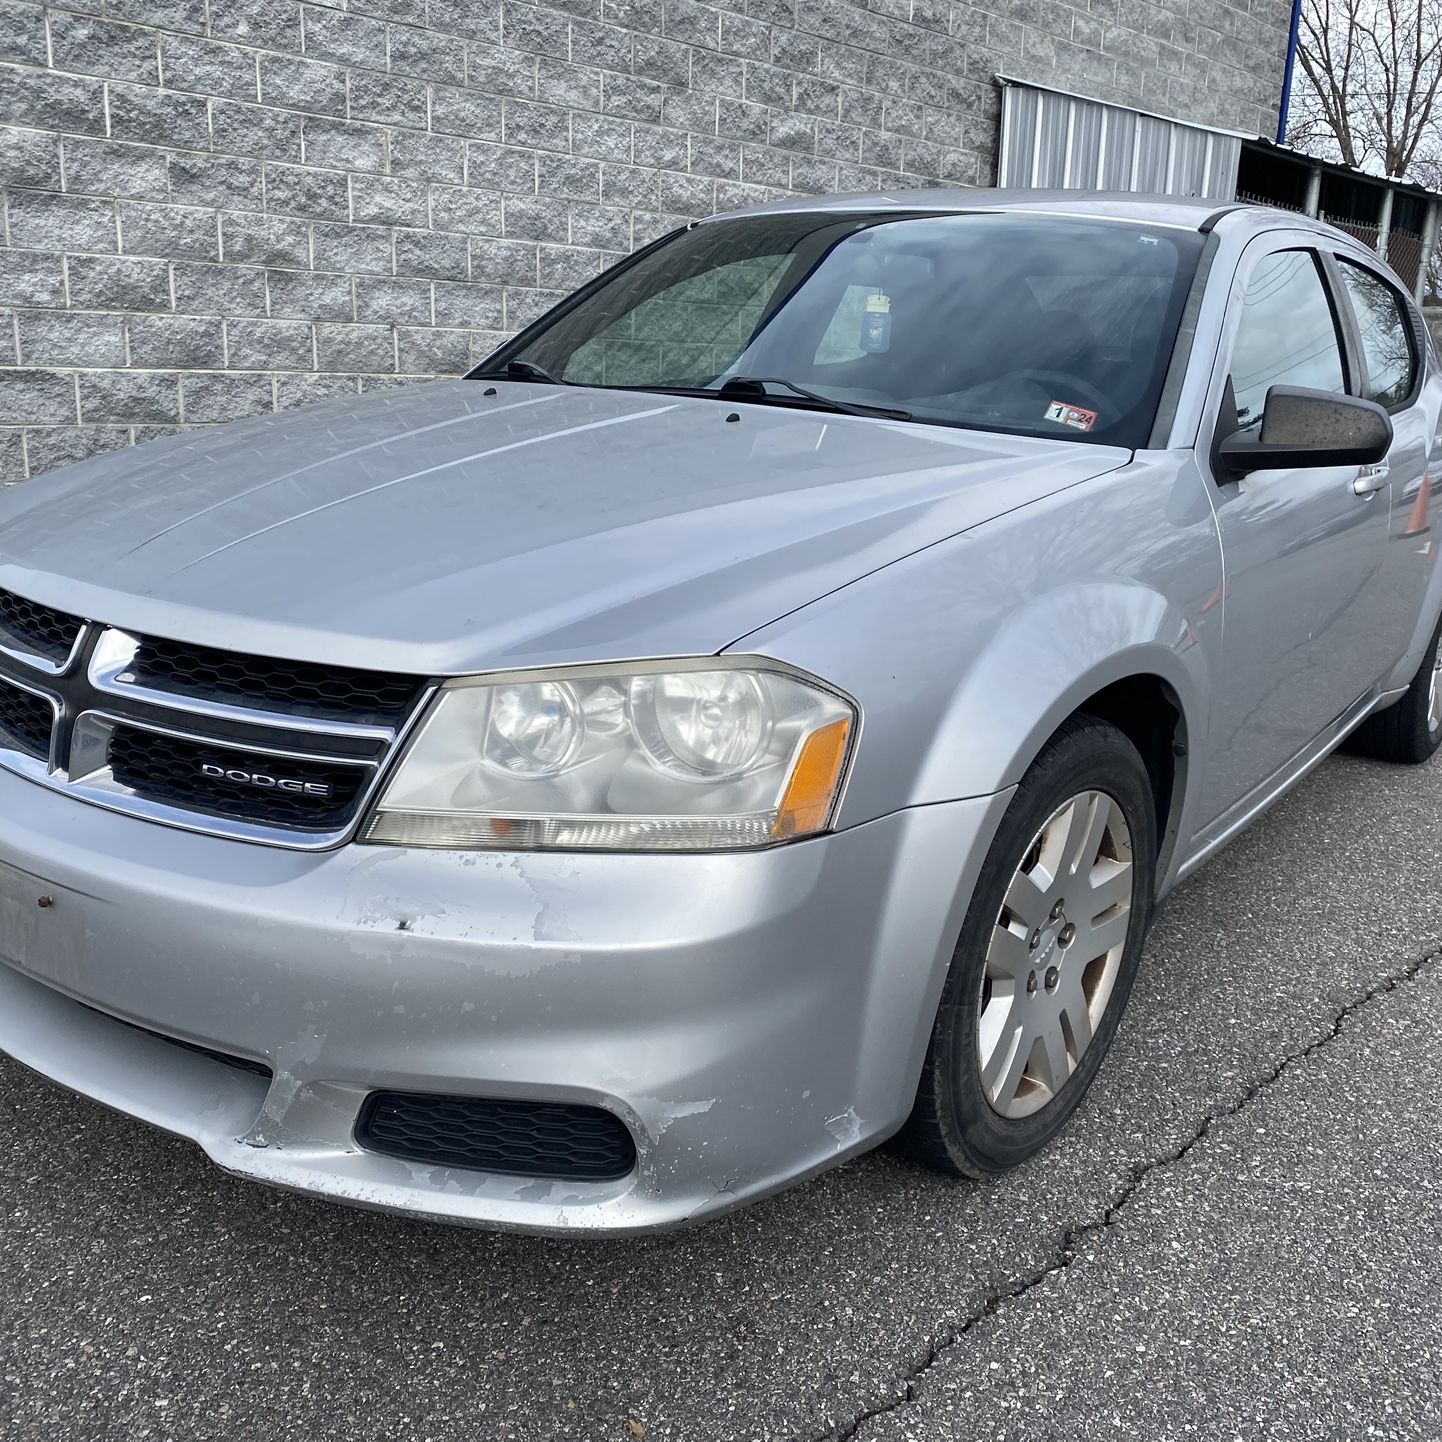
[107,726,368,831]
[0,589,82,664]
[130,636,424,726]
[357,1092,637,1181]
[0,681,53,760]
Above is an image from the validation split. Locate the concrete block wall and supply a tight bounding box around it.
[1,0,1290,481]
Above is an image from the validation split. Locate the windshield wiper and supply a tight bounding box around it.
[718,375,911,421]
[471,358,572,385]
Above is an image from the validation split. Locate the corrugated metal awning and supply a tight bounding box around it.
[997,76,1243,200]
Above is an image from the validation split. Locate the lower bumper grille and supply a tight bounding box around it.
[107,725,369,831]
[0,680,54,760]
[357,1092,638,1181]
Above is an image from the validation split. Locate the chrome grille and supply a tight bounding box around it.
[129,634,423,726]
[0,590,83,667]
[0,586,432,848]
[0,678,54,760]
[107,725,370,832]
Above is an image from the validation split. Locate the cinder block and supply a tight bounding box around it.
[171,260,270,317]
[119,201,218,261]
[258,53,347,115]
[349,70,429,127]
[219,213,311,268]
[66,254,171,311]
[301,7,387,66]
[125,314,225,368]
[22,423,133,477]
[350,173,431,227]
[108,82,210,148]
[266,267,354,320]
[313,221,393,275]
[0,128,62,189]
[226,317,315,370]
[77,368,181,423]
[7,192,118,253]
[180,371,273,422]
[393,228,469,278]
[170,151,265,209]
[63,138,170,202]
[17,311,125,369]
[159,34,258,101]
[48,12,160,85]
[396,324,469,374]
[0,249,66,307]
[302,117,388,172]
[0,1,48,66]
[314,320,395,373]
[2,367,79,423]
[354,274,433,324]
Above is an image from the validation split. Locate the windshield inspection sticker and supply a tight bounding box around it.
[1044,399,1098,432]
[860,292,892,353]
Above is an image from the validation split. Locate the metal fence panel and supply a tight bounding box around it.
[999,79,1241,199]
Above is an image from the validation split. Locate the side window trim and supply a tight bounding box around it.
[1316,250,1366,401]
[1328,250,1422,413]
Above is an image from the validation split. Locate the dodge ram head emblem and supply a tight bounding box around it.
[200,762,333,799]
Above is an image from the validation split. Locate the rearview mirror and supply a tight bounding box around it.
[1217,386,1392,479]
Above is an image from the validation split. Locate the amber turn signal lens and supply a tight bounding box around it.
[772,717,851,839]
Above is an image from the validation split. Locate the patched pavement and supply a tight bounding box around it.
[4,749,1441,1441]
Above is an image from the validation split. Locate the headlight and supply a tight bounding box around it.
[362,660,856,851]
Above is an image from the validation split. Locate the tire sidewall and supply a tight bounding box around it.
[1412,616,1442,757]
[932,723,1157,1173]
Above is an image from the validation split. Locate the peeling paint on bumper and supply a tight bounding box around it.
[0,766,1009,1233]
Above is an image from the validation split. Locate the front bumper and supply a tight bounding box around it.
[0,765,1009,1233]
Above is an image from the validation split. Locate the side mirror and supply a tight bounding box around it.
[1217,385,1393,479]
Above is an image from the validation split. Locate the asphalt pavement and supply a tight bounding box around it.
[4,748,1442,1441]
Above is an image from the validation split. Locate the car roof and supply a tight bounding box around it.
[704,186,1338,238]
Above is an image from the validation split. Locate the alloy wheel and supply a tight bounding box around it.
[976,789,1134,1119]
[1429,650,1442,735]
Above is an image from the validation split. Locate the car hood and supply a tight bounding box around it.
[0,381,1128,675]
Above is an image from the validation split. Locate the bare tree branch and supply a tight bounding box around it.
[1289,0,1442,180]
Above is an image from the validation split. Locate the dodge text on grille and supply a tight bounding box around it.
[199,763,334,799]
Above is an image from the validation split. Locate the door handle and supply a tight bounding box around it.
[1353,463,1390,497]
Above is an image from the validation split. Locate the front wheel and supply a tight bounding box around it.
[895,716,1156,1177]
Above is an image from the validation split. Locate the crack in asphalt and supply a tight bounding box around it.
[813,942,1442,1442]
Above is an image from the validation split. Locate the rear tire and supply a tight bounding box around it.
[1346,614,1442,765]
[895,716,1156,1178]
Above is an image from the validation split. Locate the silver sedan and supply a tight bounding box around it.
[0,191,1437,1232]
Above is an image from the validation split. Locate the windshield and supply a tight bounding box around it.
[476,210,1204,448]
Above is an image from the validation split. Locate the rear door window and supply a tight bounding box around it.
[1335,259,1417,409]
